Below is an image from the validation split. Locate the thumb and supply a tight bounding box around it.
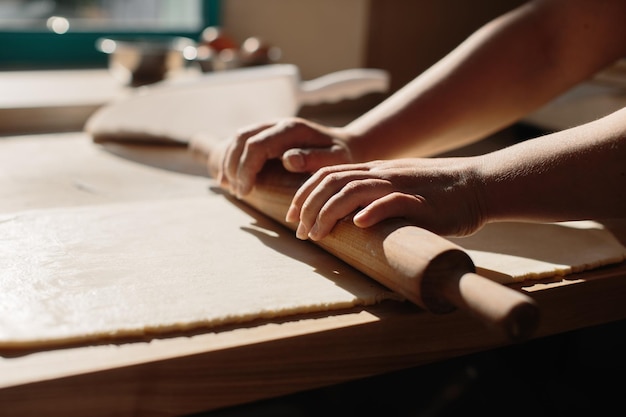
[282,146,350,173]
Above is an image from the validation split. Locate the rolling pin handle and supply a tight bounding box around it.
[440,271,540,342]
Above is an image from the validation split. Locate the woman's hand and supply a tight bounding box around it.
[218,117,353,198]
[286,157,487,240]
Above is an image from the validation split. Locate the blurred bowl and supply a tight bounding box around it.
[191,36,282,73]
[96,36,196,87]
[239,36,282,67]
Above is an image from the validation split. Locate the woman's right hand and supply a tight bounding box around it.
[286,157,486,241]
[218,117,354,198]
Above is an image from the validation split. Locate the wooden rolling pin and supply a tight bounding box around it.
[198,145,540,342]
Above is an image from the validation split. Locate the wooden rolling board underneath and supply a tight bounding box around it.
[1,262,626,417]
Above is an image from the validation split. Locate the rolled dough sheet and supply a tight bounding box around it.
[0,196,396,349]
[449,221,626,283]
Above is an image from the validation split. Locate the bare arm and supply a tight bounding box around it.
[478,107,626,224]
[288,107,626,240]
[219,0,626,197]
[346,0,626,161]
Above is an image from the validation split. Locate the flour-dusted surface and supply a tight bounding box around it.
[0,196,395,349]
[0,133,210,214]
[449,221,626,283]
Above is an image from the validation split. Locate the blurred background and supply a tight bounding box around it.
[0,0,527,86]
[4,0,550,133]
[0,0,216,69]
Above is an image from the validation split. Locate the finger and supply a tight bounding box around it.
[220,141,237,193]
[211,140,230,188]
[307,179,393,241]
[353,192,427,228]
[295,167,387,239]
[353,192,460,236]
[236,119,335,196]
[223,124,271,194]
[282,144,351,173]
[289,169,339,237]
[286,163,367,224]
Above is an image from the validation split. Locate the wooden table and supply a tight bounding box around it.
[0,131,625,416]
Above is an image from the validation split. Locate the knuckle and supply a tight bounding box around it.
[319,174,349,192]
[234,127,255,144]
[277,117,303,131]
[244,136,264,153]
[315,167,336,181]
[342,180,369,194]
[282,117,321,138]
[389,191,411,203]
[243,138,273,161]
[316,206,333,224]
[300,199,315,217]
[324,172,344,185]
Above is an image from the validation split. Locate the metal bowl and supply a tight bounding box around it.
[96,36,196,87]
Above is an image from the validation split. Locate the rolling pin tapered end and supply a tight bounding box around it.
[437,269,540,342]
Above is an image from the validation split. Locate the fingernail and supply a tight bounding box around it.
[285,151,305,171]
[295,222,308,240]
[285,204,299,223]
[235,181,247,199]
[308,223,320,241]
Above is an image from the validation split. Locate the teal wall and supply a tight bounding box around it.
[0,0,221,69]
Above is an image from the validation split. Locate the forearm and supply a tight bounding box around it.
[476,107,626,223]
[345,0,626,162]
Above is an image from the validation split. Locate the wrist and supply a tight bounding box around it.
[465,155,493,230]
[337,126,369,163]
